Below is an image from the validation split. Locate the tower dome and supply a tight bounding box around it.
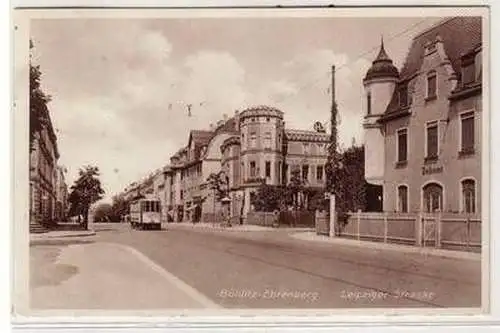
[364,37,399,82]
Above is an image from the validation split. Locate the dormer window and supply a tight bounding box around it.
[461,56,476,86]
[426,71,437,100]
[399,85,408,107]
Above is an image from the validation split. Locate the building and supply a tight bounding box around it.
[118,106,329,223]
[54,165,68,221]
[362,17,482,214]
[30,110,60,230]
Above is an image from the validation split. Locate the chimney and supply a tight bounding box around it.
[223,113,229,121]
[234,109,239,115]
[209,123,215,131]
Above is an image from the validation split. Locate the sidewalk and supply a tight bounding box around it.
[165,222,274,232]
[290,231,481,261]
[30,241,220,311]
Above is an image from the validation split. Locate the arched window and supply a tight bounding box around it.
[461,179,476,214]
[397,185,409,213]
[423,182,443,213]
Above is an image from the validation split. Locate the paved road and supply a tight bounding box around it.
[81,223,481,309]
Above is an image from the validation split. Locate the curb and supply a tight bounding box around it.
[290,232,481,261]
[30,230,96,241]
[166,224,273,232]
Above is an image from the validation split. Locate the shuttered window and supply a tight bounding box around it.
[427,71,437,98]
[397,128,408,162]
[426,122,438,158]
[462,179,476,214]
[461,112,475,153]
[398,185,408,213]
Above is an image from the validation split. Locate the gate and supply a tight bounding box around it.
[418,213,442,248]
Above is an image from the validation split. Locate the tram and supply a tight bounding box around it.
[129,196,162,230]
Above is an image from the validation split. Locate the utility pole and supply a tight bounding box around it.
[326,65,339,194]
[326,65,339,237]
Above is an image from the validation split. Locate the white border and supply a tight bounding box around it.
[5,3,498,332]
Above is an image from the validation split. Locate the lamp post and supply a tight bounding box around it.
[220,196,232,227]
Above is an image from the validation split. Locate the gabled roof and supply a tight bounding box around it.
[400,16,482,81]
[381,16,482,120]
[189,130,214,147]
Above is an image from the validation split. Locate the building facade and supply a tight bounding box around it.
[119,106,329,223]
[54,165,68,221]
[363,17,482,214]
[30,112,60,229]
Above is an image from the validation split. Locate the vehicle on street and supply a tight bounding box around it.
[129,196,162,230]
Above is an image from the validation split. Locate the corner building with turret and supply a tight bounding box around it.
[119,106,329,223]
[362,17,483,214]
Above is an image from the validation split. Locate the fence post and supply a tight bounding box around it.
[435,212,442,248]
[383,212,388,243]
[416,212,422,247]
[329,194,336,238]
[466,215,471,251]
[357,209,361,240]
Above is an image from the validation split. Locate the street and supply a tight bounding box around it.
[30,223,481,310]
[31,224,481,309]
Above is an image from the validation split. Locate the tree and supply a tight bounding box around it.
[252,185,284,212]
[206,171,229,201]
[93,203,112,222]
[325,143,368,228]
[287,166,305,210]
[206,171,229,222]
[110,195,131,221]
[68,165,105,230]
[29,39,51,151]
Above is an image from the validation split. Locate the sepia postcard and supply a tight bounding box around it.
[12,5,491,326]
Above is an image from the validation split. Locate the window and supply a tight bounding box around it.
[302,164,309,181]
[426,71,437,99]
[266,117,270,122]
[423,183,443,213]
[180,190,184,200]
[460,111,475,154]
[303,143,310,155]
[426,121,439,159]
[250,161,256,177]
[265,161,271,178]
[397,128,408,163]
[399,85,408,107]
[462,57,476,85]
[264,132,272,149]
[461,179,476,214]
[367,92,372,115]
[283,163,288,184]
[398,185,409,213]
[316,165,323,181]
[250,132,257,148]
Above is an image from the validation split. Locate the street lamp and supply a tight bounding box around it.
[220,196,231,227]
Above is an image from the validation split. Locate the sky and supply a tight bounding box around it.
[30,15,444,202]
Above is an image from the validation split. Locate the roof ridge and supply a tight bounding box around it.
[411,17,457,40]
